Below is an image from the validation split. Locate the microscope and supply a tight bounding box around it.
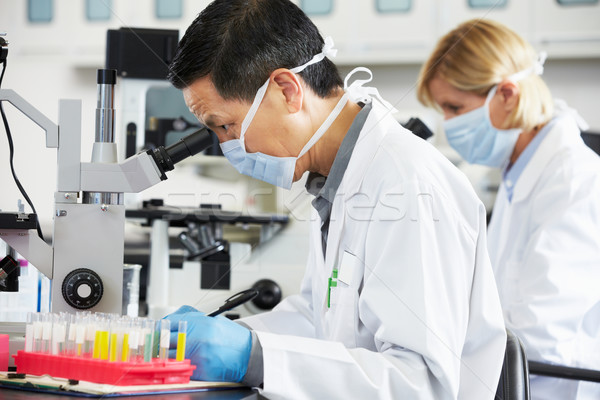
[0,35,215,314]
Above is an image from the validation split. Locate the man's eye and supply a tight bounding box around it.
[221,125,229,131]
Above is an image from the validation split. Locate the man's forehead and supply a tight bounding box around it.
[183,78,214,106]
[182,76,251,126]
[182,79,218,118]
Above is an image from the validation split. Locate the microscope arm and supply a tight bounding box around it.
[0,90,63,279]
[80,127,214,194]
[0,230,53,278]
[0,89,58,148]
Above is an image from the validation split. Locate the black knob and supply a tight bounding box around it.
[251,279,282,310]
[97,69,117,85]
[62,268,104,310]
[143,198,164,208]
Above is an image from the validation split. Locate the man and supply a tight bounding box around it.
[165,1,506,398]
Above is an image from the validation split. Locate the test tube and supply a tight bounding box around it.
[24,312,36,352]
[121,319,130,362]
[108,317,119,362]
[128,319,140,362]
[159,319,170,360]
[99,318,110,361]
[176,320,187,362]
[75,315,87,357]
[41,313,52,353]
[33,313,44,353]
[65,314,76,356]
[152,320,160,359]
[92,315,102,359]
[142,319,154,363]
[51,314,66,355]
[136,318,146,362]
[85,315,97,358]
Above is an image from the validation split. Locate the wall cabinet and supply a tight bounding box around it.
[300,0,600,63]
[531,0,600,57]
[1,0,598,66]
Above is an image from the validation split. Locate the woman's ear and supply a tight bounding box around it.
[497,79,520,113]
[270,68,303,114]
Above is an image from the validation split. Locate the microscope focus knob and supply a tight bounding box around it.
[62,268,104,310]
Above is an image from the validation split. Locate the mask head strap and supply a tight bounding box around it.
[240,37,338,143]
[507,51,547,83]
[290,36,337,74]
[485,51,547,105]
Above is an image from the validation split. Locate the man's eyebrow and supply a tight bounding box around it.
[204,115,219,127]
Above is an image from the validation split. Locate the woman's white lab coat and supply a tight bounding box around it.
[241,101,506,399]
[488,114,600,400]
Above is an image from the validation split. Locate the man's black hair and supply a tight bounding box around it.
[167,0,343,101]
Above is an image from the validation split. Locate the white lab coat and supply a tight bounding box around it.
[241,100,506,399]
[488,114,600,400]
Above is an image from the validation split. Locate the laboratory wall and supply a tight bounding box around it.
[1,0,599,227]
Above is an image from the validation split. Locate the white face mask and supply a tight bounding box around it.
[219,39,399,189]
[443,85,522,167]
[219,37,346,189]
[443,52,547,168]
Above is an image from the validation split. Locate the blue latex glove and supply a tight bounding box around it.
[164,305,252,382]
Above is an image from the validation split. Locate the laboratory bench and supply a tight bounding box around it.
[0,387,263,399]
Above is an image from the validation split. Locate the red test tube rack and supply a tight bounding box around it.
[13,351,196,385]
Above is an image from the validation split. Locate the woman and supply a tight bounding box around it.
[417,19,600,400]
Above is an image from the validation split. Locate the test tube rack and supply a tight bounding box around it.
[13,351,196,385]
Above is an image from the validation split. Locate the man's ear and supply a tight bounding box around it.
[270,68,303,113]
[497,79,520,113]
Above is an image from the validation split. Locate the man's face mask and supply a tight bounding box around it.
[219,36,398,190]
[219,37,346,190]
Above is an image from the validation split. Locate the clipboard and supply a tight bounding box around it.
[0,372,246,397]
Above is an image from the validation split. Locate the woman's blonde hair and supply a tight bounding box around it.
[417,19,554,131]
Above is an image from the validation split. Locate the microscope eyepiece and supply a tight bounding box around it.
[167,127,215,164]
[147,127,215,179]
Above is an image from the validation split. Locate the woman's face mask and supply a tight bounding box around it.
[443,85,521,168]
[440,52,547,168]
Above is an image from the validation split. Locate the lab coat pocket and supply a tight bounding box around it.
[326,251,362,347]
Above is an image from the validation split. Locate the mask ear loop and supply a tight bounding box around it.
[297,92,349,158]
[240,80,269,145]
[239,36,339,148]
[484,85,499,108]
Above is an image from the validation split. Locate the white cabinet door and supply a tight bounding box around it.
[292,0,354,63]
[531,0,600,58]
[294,0,438,64]
[438,0,532,43]
[5,0,126,66]
[349,0,438,64]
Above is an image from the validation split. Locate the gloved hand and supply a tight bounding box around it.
[164,305,252,382]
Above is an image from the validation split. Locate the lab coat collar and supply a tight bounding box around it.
[510,115,581,204]
[321,101,394,268]
[335,100,394,200]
